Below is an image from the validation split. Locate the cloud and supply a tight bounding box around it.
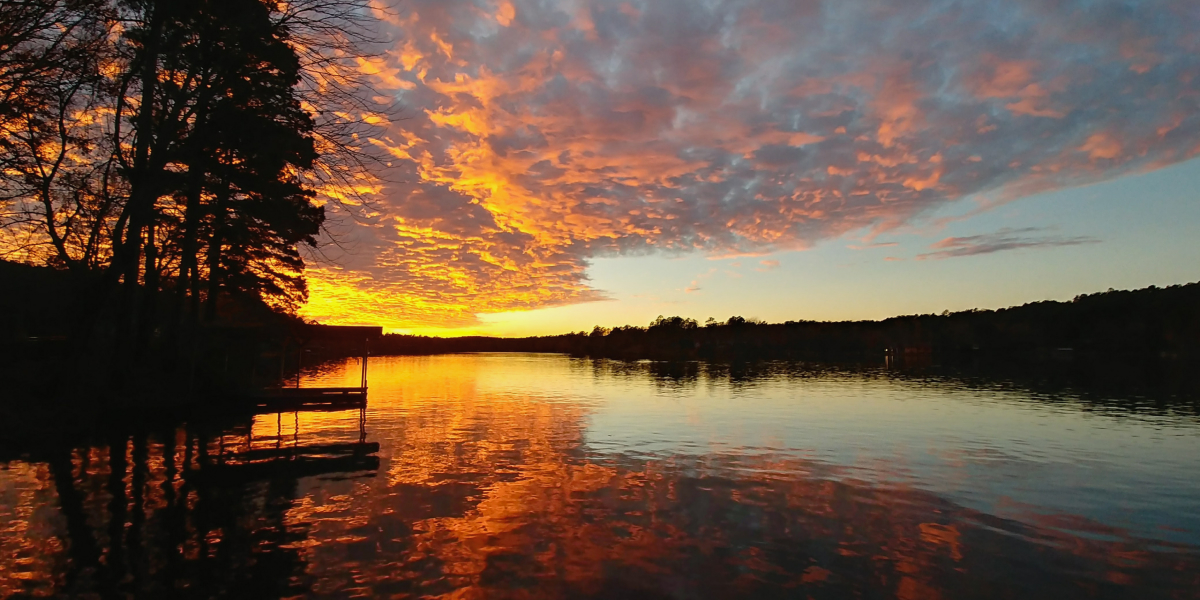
[681,266,719,293]
[301,0,1200,329]
[847,242,899,250]
[756,259,781,271]
[915,227,1099,260]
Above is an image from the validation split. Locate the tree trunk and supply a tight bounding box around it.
[111,0,166,365]
[137,217,158,355]
[204,182,230,322]
[173,151,206,353]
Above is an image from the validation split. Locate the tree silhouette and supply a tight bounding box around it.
[0,0,112,269]
[0,0,386,389]
[368,282,1200,367]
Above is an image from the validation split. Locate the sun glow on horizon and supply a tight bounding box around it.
[299,0,1200,335]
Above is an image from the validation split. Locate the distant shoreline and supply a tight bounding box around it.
[4,256,1197,403]
[368,281,1200,364]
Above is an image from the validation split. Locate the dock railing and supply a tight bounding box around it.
[251,324,381,411]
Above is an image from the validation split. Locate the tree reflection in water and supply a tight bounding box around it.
[1,355,1198,598]
[1,408,378,598]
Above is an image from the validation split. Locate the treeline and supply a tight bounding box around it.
[0,0,385,389]
[375,282,1200,362]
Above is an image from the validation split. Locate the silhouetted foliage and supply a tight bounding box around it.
[0,0,386,393]
[0,0,113,268]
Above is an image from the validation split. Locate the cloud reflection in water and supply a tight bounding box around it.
[1,354,1199,598]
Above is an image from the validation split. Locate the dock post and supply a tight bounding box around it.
[360,338,369,389]
[279,339,288,385]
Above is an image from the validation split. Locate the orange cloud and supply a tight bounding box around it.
[968,57,1065,118]
[756,259,780,272]
[1079,133,1123,160]
[299,0,1200,330]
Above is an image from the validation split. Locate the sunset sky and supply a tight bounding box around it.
[299,0,1200,336]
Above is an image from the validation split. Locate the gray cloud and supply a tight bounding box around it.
[915,227,1100,260]
[302,0,1200,328]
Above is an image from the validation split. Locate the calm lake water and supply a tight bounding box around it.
[2,353,1199,598]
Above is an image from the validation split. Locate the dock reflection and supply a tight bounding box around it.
[1,355,1198,598]
[0,402,378,598]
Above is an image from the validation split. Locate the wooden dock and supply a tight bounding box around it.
[239,323,380,413]
[245,386,368,413]
[230,324,381,411]
[185,441,381,484]
[229,441,380,462]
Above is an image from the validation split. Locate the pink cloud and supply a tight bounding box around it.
[302,0,1200,329]
[1079,133,1123,160]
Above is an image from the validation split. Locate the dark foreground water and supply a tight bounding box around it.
[2,354,1199,599]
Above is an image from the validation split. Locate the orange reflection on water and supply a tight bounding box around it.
[1,355,1198,598]
[0,462,63,597]
[270,356,1200,598]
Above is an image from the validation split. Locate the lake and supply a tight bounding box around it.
[2,353,1198,598]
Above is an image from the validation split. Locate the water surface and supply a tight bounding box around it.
[3,354,1199,598]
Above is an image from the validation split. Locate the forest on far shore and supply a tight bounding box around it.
[6,256,1198,402]
[372,281,1200,363]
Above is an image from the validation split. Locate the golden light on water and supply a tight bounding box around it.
[1,355,1198,596]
